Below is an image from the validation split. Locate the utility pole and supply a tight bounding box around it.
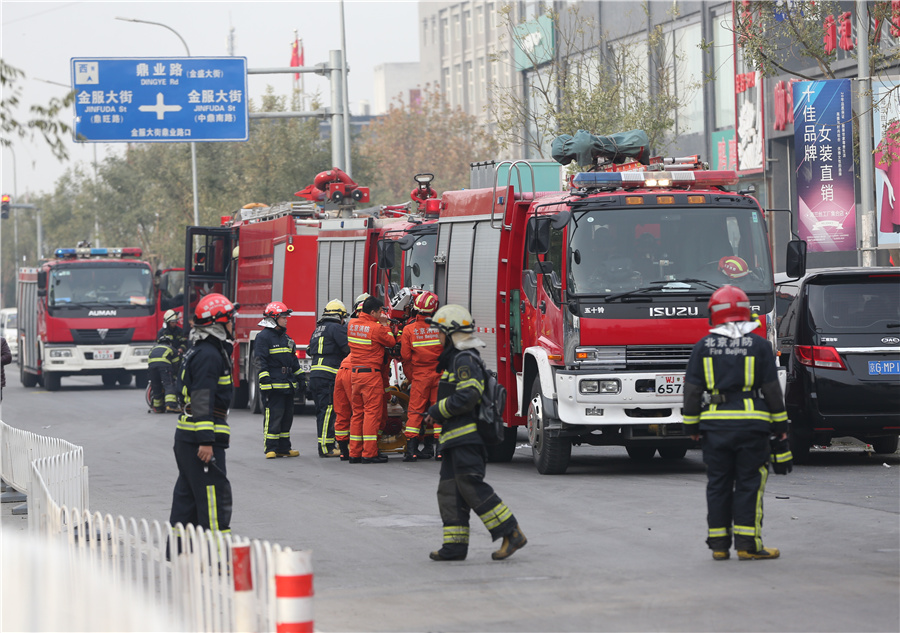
[857,0,876,266]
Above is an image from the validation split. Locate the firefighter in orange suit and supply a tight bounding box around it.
[400,291,442,461]
[333,295,368,460]
[347,296,397,463]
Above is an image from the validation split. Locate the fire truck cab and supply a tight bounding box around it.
[431,157,806,474]
[17,246,159,391]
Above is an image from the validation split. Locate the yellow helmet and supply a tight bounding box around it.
[427,304,475,336]
[323,299,348,319]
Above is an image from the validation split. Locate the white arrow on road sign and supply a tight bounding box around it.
[138,93,182,120]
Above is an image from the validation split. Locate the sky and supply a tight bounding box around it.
[1,0,421,198]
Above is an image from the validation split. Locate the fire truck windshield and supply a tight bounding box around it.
[48,263,154,309]
[567,206,773,298]
[403,233,437,292]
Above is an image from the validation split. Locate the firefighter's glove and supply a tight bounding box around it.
[769,435,793,475]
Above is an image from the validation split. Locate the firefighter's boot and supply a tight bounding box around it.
[429,548,467,561]
[737,547,780,560]
[338,440,350,461]
[418,435,435,460]
[492,524,527,560]
[403,437,418,462]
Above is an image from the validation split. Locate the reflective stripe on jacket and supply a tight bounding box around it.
[347,312,396,369]
[427,347,485,450]
[400,315,442,373]
[682,332,788,434]
[176,336,233,447]
[254,326,302,392]
[308,319,350,376]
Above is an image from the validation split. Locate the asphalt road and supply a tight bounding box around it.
[2,375,898,632]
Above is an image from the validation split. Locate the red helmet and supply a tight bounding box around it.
[413,291,439,315]
[263,301,292,318]
[718,255,750,279]
[194,293,239,326]
[708,285,751,326]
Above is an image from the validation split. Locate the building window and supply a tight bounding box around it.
[712,9,735,130]
[488,3,495,31]
[441,17,450,57]
[455,64,463,108]
[477,57,487,104]
[675,21,703,135]
[609,36,649,112]
[423,20,428,46]
[464,10,472,41]
[454,14,461,43]
[432,19,437,50]
[442,67,451,97]
[466,61,475,110]
[477,5,484,34]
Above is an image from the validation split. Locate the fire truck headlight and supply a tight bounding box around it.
[49,349,73,358]
[580,379,621,395]
[132,347,152,357]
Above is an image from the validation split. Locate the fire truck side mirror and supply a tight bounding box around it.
[377,240,395,270]
[550,211,571,230]
[533,260,554,275]
[526,217,551,254]
[37,271,47,296]
[397,234,416,251]
[785,239,807,280]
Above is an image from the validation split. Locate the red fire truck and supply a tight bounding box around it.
[429,158,806,474]
[182,172,443,423]
[17,246,160,391]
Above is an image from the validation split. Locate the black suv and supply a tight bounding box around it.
[776,267,900,460]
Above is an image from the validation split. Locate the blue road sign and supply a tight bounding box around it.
[71,57,249,142]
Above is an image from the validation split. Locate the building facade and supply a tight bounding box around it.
[415,1,898,269]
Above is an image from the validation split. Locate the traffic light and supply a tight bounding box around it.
[1,194,10,220]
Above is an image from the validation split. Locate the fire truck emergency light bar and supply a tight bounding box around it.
[572,169,739,190]
[54,247,143,259]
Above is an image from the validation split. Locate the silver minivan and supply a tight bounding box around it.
[0,308,17,361]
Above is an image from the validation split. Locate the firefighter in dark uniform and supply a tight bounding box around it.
[157,308,188,353]
[424,304,527,562]
[148,330,182,413]
[683,285,789,561]
[308,299,350,457]
[169,293,238,535]
[254,301,303,459]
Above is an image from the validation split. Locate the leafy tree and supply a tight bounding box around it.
[487,2,694,162]
[0,59,75,160]
[358,84,498,203]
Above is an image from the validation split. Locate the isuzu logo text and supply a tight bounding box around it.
[648,306,700,318]
[88,310,117,317]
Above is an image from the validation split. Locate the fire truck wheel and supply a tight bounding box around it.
[486,427,517,463]
[625,446,656,461]
[657,446,687,460]
[144,383,153,409]
[43,372,61,392]
[133,370,149,389]
[102,374,118,387]
[117,372,133,387]
[250,375,262,414]
[21,365,38,388]
[233,380,250,409]
[527,378,571,475]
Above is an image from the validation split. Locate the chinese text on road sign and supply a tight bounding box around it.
[71,57,249,143]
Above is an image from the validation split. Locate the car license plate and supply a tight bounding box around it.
[298,358,312,372]
[655,374,684,395]
[94,349,114,361]
[868,360,900,375]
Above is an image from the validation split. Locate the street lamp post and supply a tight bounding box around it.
[116,17,200,227]
[5,145,19,267]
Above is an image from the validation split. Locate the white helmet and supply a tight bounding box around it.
[163,309,178,324]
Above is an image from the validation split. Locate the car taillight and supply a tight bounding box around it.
[794,345,846,370]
